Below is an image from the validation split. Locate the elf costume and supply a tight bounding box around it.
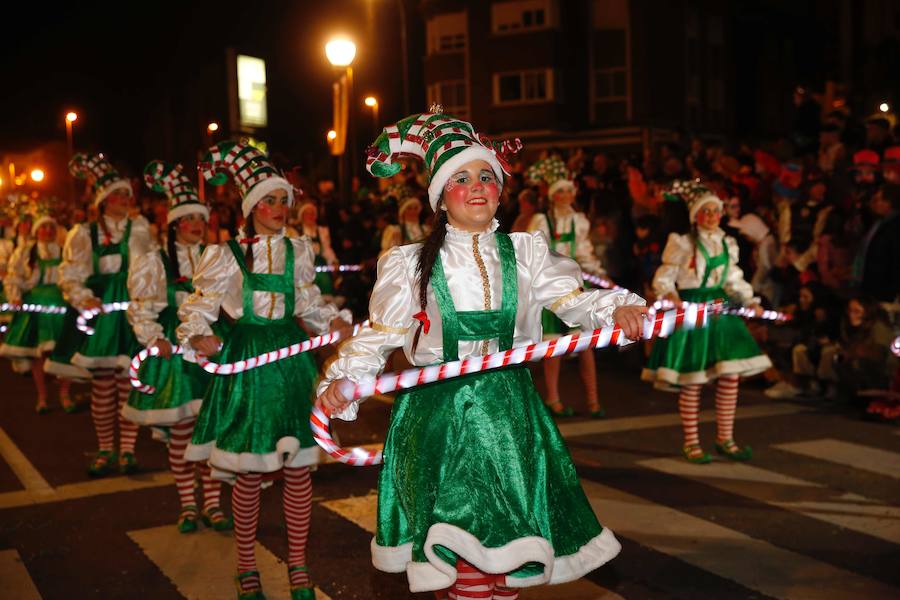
[320,110,643,598]
[296,201,339,296]
[642,182,772,463]
[124,160,230,533]
[380,196,430,255]
[60,152,152,476]
[177,141,350,600]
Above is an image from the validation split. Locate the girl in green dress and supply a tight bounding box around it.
[642,184,772,463]
[178,142,351,600]
[0,213,76,413]
[319,111,647,599]
[124,160,229,534]
[296,201,339,296]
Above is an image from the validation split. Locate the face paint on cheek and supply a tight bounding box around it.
[482,182,500,201]
[444,182,470,207]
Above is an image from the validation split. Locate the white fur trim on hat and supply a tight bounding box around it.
[426,146,505,212]
[95,179,133,208]
[167,202,210,225]
[689,191,723,223]
[548,179,576,199]
[398,196,421,217]
[298,202,317,218]
[31,215,57,235]
[241,176,294,218]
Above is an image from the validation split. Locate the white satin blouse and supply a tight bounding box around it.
[319,219,644,420]
[3,241,64,303]
[527,208,606,276]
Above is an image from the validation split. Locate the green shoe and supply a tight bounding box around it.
[682,445,712,464]
[201,507,234,531]
[588,407,606,419]
[546,402,575,417]
[61,397,78,413]
[177,506,199,534]
[715,439,753,461]
[35,403,50,415]
[87,450,117,477]
[289,566,316,600]
[235,570,265,600]
[118,451,139,474]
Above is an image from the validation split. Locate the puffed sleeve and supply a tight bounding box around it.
[317,246,414,421]
[526,213,550,236]
[3,244,29,303]
[59,224,99,310]
[318,226,339,265]
[0,240,12,277]
[128,216,156,269]
[292,239,351,335]
[652,233,690,300]
[574,213,607,276]
[127,251,167,347]
[176,244,236,347]
[529,231,644,329]
[380,225,401,253]
[723,236,758,307]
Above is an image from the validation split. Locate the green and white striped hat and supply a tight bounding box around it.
[200,141,292,217]
[143,160,209,224]
[365,107,522,211]
[68,152,133,208]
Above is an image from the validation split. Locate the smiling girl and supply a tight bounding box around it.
[319,110,646,599]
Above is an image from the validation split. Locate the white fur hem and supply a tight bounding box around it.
[184,437,320,474]
[167,203,210,225]
[120,399,202,427]
[372,525,621,593]
[44,359,91,381]
[241,177,294,218]
[0,340,55,358]
[548,179,576,198]
[72,353,132,371]
[642,355,773,388]
[426,146,504,212]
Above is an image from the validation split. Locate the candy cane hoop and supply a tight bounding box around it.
[0,303,68,315]
[129,321,368,394]
[315,264,363,273]
[76,302,130,335]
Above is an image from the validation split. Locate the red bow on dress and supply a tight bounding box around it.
[174,276,189,284]
[238,237,259,244]
[413,311,431,335]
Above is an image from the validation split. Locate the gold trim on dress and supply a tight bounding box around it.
[371,321,410,335]
[549,287,584,312]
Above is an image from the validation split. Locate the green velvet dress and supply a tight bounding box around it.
[643,236,771,387]
[72,221,139,371]
[373,234,620,593]
[1,257,66,358]
[123,250,214,427]
[186,238,320,474]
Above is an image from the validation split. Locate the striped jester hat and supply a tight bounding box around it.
[68,152,133,207]
[200,141,293,217]
[143,160,209,224]
[365,106,523,211]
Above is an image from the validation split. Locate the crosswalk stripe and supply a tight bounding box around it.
[773,439,900,480]
[0,471,174,510]
[581,479,899,599]
[638,458,900,545]
[0,426,53,497]
[128,525,333,600]
[556,403,806,439]
[0,549,42,600]
[320,493,626,599]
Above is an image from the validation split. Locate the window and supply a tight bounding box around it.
[427,80,468,118]
[492,69,554,105]
[592,28,629,125]
[427,12,467,55]
[492,0,555,34]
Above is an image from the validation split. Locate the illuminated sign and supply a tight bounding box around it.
[237,55,268,128]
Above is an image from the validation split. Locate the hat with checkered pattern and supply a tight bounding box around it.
[143,160,209,224]
[200,141,293,217]
[68,152,133,208]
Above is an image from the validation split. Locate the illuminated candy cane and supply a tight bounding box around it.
[315,264,364,273]
[312,303,712,465]
[581,272,624,291]
[892,336,900,358]
[129,321,368,394]
[651,299,790,323]
[0,303,68,315]
[76,301,130,335]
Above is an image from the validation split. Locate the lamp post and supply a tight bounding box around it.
[364,96,379,138]
[326,36,356,205]
[65,112,77,157]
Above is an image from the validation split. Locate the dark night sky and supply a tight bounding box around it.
[1,1,417,174]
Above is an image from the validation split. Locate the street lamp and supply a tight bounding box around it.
[30,169,45,183]
[880,102,890,113]
[326,36,357,205]
[327,129,337,142]
[364,96,379,137]
[207,122,219,134]
[65,111,78,158]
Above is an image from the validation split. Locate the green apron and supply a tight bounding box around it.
[188,238,319,473]
[373,233,619,591]
[1,255,66,358]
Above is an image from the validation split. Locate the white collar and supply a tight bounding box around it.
[444,218,499,242]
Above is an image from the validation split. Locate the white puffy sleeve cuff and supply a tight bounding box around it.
[127,251,167,347]
[723,236,758,306]
[652,233,689,299]
[293,239,351,335]
[318,247,414,421]
[59,224,98,310]
[3,245,28,303]
[176,245,234,347]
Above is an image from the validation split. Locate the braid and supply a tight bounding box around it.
[166,222,181,280]
[243,218,256,271]
[28,242,38,271]
[411,208,448,354]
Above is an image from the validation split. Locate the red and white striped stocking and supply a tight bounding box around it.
[492,576,519,599]
[233,472,263,592]
[283,466,313,588]
[90,369,117,451]
[167,419,196,509]
[448,559,495,599]
[678,383,703,448]
[200,464,222,512]
[715,374,740,442]
[116,372,139,454]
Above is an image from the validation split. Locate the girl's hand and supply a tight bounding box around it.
[329,317,353,341]
[748,303,765,318]
[319,379,352,415]
[613,305,650,340]
[152,338,173,359]
[82,297,103,311]
[190,334,222,357]
[663,292,682,308]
